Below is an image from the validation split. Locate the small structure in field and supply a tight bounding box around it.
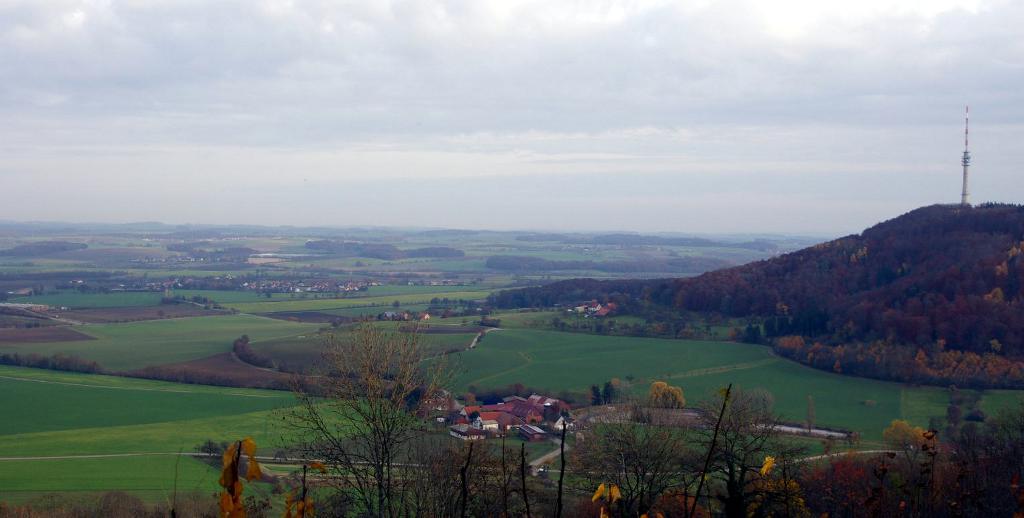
[518,424,547,442]
[449,423,487,441]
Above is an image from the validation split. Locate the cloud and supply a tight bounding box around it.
[0,0,1021,233]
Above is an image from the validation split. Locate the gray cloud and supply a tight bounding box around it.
[1,0,1022,234]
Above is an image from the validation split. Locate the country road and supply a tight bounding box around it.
[468,326,501,349]
[528,436,568,474]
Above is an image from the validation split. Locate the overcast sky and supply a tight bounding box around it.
[2,0,1022,236]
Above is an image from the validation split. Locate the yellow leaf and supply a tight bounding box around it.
[600,507,610,518]
[592,483,607,502]
[609,484,622,503]
[245,458,262,481]
[309,461,326,472]
[219,492,233,512]
[223,443,239,468]
[760,456,776,476]
[241,437,257,457]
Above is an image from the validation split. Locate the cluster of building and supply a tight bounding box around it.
[376,311,431,321]
[569,300,618,317]
[406,279,469,287]
[238,279,381,294]
[443,394,573,442]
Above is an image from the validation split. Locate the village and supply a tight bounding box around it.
[438,393,574,444]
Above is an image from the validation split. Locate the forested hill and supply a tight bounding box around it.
[491,204,1024,388]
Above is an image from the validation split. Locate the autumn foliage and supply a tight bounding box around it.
[493,204,1024,388]
[218,438,262,518]
[647,381,686,409]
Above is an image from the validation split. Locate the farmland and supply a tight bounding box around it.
[10,291,167,308]
[447,329,1024,443]
[252,324,479,368]
[0,366,295,503]
[5,221,1023,511]
[224,289,491,314]
[0,315,320,371]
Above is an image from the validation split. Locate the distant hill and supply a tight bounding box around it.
[484,255,731,274]
[492,204,1024,388]
[515,232,779,251]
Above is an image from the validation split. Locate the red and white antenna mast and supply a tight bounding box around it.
[960,105,971,206]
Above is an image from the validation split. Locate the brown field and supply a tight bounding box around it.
[56,305,229,323]
[398,324,485,334]
[0,313,59,329]
[261,311,353,323]
[0,326,95,344]
[130,352,296,389]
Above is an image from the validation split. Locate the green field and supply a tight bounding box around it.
[226,290,491,314]
[11,291,166,308]
[449,329,1024,442]
[0,456,219,503]
[252,324,479,368]
[0,366,296,502]
[0,315,321,370]
[0,365,292,437]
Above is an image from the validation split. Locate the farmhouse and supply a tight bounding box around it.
[569,300,618,317]
[477,411,525,435]
[518,424,547,442]
[449,393,570,440]
[449,423,487,441]
[476,418,500,433]
[553,416,575,431]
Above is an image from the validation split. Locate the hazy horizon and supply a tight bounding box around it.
[0,215,834,241]
[3,0,1022,234]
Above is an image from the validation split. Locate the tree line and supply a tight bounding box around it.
[491,204,1024,388]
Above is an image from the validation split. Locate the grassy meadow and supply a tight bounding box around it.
[0,315,321,371]
[0,366,296,502]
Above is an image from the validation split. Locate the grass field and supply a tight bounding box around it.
[449,329,1024,443]
[0,366,296,502]
[0,456,219,504]
[226,290,491,314]
[0,315,321,371]
[11,291,166,308]
[0,365,292,437]
[252,324,479,368]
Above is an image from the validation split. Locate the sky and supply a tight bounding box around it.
[1,0,1022,236]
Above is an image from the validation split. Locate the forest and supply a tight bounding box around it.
[491,204,1024,388]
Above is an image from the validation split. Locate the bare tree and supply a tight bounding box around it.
[285,324,448,517]
[696,388,805,518]
[575,405,698,516]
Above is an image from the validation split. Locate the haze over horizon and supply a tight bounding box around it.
[3,0,1023,235]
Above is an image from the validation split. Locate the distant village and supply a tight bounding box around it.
[6,276,474,299]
